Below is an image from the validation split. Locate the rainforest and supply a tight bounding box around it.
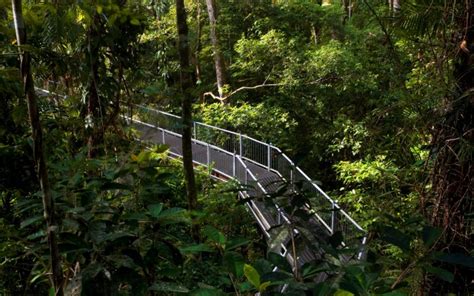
[0,0,472,295]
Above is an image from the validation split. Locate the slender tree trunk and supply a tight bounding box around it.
[11,0,63,294]
[205,0,227,98]
[388,0,400,14]
[176,0,199,241]
[426,6,473,294]
[194,0,204,102]
[310,24,318,46]
[86,13,103,158]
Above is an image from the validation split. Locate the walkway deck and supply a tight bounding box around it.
[34,87,365,275]
[131,116,355,269]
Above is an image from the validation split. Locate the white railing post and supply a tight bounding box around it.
[267,143,271,171]
[331,202,336,234]
[290,168,294,187]
[239,133,243,157]
[127,104,367,259]
[233,152,236,177]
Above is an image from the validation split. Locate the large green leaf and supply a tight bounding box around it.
[435,253,474,268]
[422,226,442,247]
[157,208,189,224]
[104,232,135,242]
[203,225,226,245]
[379,226,411,251]
[26,230,46,240]
[312,282,337,295]
[244,264,261,289]
[223,251,245,277]
[179,244,213,254]
[268,227,289,254]
[334,289,354,296]
[267,251,292,273]
[20,215,43,229]
[147,203,163,218]
[225,237,249,251]
[425,266,454,283]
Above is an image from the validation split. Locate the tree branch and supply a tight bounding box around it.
[202,77,330,103]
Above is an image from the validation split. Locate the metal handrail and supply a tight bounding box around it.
[130,113,295,250]
[35,87,366,263]
[132,104,366,238]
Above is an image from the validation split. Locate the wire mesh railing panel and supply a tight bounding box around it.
[270,149,293,180]
[234,156,248,185]
[191,140,209,166]
[163,131,183,156]
[135,105,183,134]
[241,136,269,167]
[209,147,233,177]
[194,122,240,154]
[334,209,366,252]
[127,104,366,255]
[292,169,333,231]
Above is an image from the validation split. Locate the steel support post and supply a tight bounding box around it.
[207,143,210,165]
[162,129,165,144]
[239,133,243,157]
[290,169,294,187]
[233,152,236,177]
[193,121,197,139]
[267,143,271,171]
[331,202,336,234]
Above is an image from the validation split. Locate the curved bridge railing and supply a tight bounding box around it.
[35,87,366,268]
[126,105,367,262]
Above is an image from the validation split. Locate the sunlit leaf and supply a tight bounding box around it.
[148,203,163,218]
[244,264,260,289]
[20,215,43,229]
[203,226,226,245]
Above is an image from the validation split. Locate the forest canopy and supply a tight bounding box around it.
[0,0,472,295]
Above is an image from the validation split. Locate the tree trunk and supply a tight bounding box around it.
[11,0,63,294]
[205,0,227,98]
[426,6,474,294]
[388,0,400,14]
[86,12,103,158]
[176,0,199,241]
[194,0,204,102]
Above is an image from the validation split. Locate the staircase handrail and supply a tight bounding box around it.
[132,104,366,238]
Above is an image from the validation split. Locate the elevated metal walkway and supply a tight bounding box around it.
[35,86,365,277]
[126,105,366,271]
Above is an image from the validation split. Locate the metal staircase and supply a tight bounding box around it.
[125,105,367,271]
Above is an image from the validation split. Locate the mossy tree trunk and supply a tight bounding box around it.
[427,6,473,294]
[205,0,227,98]
[176,0,199,241]
[11,0,63,294]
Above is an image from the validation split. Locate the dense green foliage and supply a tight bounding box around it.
[1,0,472,295]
